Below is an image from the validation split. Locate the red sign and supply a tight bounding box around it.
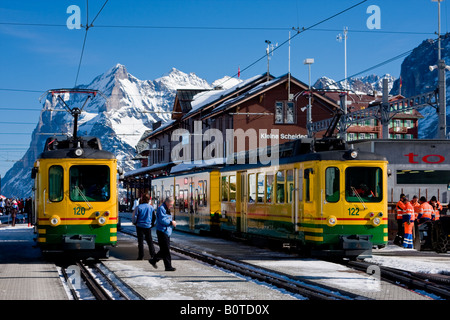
[404,153,445,164]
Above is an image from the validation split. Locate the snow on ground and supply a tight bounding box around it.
[366,244,450,274]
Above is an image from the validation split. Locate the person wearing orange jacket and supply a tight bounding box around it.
[394,194,406,245]
[402,196,415,249]
[418,196,433,224]
[410,195,421,221]
[429,196,442,221]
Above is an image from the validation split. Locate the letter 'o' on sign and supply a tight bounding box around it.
[422,154,445,164]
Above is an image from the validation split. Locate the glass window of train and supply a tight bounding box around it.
[69,165,110,202]
[276,171,285,203]
[49,165,64,202]
[184,190,188,210]
[170,185,174,197]
[345,167,382,203]
[266,173,274,203]
[248,174,256,203]
[287,170,294,203]
[325,167,340,202]
[221,176,228,201]
[298,169,303,202]
[229,175,236,202]
[257,173,265,203]
[198,181,204,206]
[304,169,312,202]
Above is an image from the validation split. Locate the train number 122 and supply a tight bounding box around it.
[73,207,86,215]
[348,208,360,216]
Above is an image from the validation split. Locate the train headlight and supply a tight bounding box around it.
[350,150,358,159]
[378,212,383,217]
[372,217,381,226]
[74,148,84,157]
[104,211,110,217]
[50,215,61,227]
[327,215,337,227]
[98,216,107,226]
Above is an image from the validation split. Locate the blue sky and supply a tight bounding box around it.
[0,0,445,178]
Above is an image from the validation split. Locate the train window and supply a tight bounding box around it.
[248,174,256,203]
[221,176,228,201]
[304,169,312,202]
[287,170,294,203]
[70,165,110,202]
[266,173,274,203]
[396,170,450,184]
[49,165,64,202]
[345,167,382,203]
[170,185,174,197]
[178,188,184,212]
[198,181,204,206]
[229,176,236,202]
[257,173,265,203]
[325,167,340,203]
[276,171,285,204]
[184,190,188,211]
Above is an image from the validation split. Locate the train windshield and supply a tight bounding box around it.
[69,165,110,202]
[345,167,382,203]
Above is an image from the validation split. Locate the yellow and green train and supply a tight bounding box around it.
[152,141,388,257]
[32,136,118,259]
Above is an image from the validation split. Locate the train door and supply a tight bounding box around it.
[303,167,315,220]
[188,179,195,231]
[240,171,248,233]
[323,166,341,226]
[293,168,301,233]
[46,164,67,231]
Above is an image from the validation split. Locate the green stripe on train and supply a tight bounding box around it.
[38,224,117,245]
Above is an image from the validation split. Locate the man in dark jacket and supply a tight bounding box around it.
[149,196,176,271]
[133,193,156,260]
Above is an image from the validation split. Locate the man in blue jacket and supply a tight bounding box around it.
[149,196,177,271]
[132,193,156,260]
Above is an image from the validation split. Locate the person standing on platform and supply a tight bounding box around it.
[394,194,407,245]
[149,197,177,271]
[402,196,414,249]
[132,193,156,260]
[410,195,420,221]
[429,196,442,221]
[418,196,433,224]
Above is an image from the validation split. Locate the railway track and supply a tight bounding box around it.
[345,260,450,300]
[60,260,145,300]
[119,228,368,300]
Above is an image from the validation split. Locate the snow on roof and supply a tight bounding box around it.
[182,74,266,118]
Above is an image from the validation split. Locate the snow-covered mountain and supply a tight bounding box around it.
[390,37,450,139]
[0,64,219,197]
[313,74,396,95]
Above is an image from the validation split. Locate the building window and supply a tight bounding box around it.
[405,134,413,139]
[347,133,356,141]
[275,101,295,124]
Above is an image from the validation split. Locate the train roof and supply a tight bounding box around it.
[38,136,115,160]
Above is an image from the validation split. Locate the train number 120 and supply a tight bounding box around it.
[73,207,86,215]
[348,208,360,216]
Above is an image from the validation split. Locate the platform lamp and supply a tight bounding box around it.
[304,58,314,137]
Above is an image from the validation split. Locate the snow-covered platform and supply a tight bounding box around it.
[368,244,450,274]
[117,220,433,300]
[0,225,68,300]
[107,231,300,300]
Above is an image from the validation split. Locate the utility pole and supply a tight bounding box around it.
[381,78,390,139]
[304,58,314,137]
[265,40,271,82]
[432,0,448,139]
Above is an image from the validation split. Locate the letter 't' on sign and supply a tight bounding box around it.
[366,5,381,30]
[66,5,81,30]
